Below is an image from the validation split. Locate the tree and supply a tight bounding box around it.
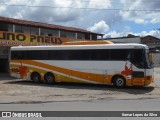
[127,34,136,37]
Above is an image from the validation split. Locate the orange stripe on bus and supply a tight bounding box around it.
[10,60,106,83]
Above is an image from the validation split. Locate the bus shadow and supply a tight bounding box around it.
[4,80,155,95]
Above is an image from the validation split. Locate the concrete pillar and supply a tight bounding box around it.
[75,32,78,39]
[38,28,41,35]
[90,34,92,40]
[58,30,61,37]
[13,24,15,32]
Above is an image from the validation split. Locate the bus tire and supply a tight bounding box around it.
[31,72,41,83]
[112,76,126,87]
[44,73,55,85]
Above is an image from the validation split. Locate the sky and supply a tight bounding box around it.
[0,0,160,38]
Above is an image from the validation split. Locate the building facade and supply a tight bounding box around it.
[104,36,141,43]
[104,35,160,50]
[141,35,160,51]
[0,16,103,74]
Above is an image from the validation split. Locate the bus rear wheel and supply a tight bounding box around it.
[44,73,55,85]
[31,72,41,83]
[113,76,126,87]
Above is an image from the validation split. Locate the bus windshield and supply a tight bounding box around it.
[145,49,153,68]
[131,49,153,69]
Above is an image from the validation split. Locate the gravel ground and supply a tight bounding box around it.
[0,68,159,104]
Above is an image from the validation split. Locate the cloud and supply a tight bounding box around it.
[0,0,112,25]
[87,20,110,33]
[151,18,160,24]
[0,0,160,40]
[119,0,160,24]
[88,0,111,9]
[21,0,81,23]
[135,30,160,38]
[105,29,160,39]
[135,18,148,24]
[0,6,6,12]
[105,31,123,38]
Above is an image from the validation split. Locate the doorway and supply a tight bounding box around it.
[0,47,10,74]
[0,58,9,73]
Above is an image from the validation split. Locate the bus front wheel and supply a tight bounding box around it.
[113,76,126,87]
[31,72,41,83]
[44,73,55,85]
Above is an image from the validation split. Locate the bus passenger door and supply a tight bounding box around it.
[131,49,147,86]
[132,65,146,86]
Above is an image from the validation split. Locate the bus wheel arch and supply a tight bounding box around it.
[31,72,41,83]
[44,72,56,85]
[111,75,126,87]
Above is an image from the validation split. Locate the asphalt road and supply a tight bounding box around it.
[0,67,160,119]
[0,98,160,111]
[0,98,160,120]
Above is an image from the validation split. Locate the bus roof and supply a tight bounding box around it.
[11,43,149,51]
[62,40,114,45]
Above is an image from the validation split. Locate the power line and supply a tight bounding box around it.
[0,3,160,12]
[1,0,160,8]
[0,0,159,6]
[33,0,160,4]
[41,0,160,4]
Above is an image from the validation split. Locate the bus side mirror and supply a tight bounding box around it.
[149,53,152,63]
[149,53,154,67]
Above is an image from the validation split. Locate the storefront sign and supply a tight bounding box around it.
[0,31,70,46]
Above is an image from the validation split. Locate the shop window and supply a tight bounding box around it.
[15,25,23,33]
[40,33,44,36]
[48,33,53,36]
[22,26,30,34]
[41,28,49,36]
[0,22,8,31]
[77,33,85,39]
[60,31,75,39]
[30,27,39,35]
[41,28,56,36]
[61,34,67,38]
[92,34,97,40]
[85,34,90,40]
[52,30,59,36]
[8,24,13,32]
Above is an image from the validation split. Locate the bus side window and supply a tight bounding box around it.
[126,51,131,60]
[11,51,22,60]
[131,49,145,68]
[41,51,48,60]
[110,49,130,61]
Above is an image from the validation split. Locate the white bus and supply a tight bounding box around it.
[10,44,153,87]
